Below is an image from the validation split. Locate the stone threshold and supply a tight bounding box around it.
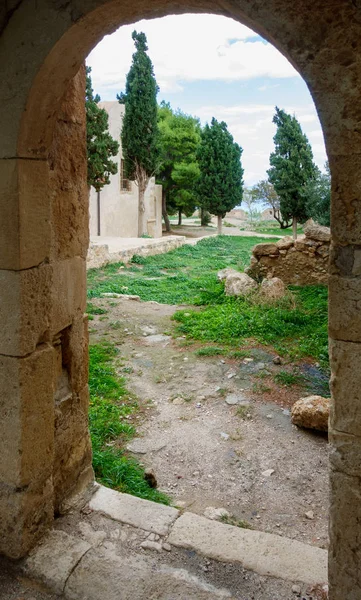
[23,484,328,598]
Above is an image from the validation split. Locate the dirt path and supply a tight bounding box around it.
[90,297,329,551]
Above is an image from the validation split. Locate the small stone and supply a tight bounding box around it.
[291,395,330,432]
[220,432,229,440]
[204,507,230,520]
[262,469,275,477]
[273,356,282,365]
[305,510,314,520]
[162,543,172,552]
[196,402,202,408]
[172,397,184,405]
[266,414,273,419]
[140,540,163,552]
[243,358,254,363]
[292,584,301,595]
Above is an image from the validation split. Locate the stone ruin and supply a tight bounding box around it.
[246,222,330,286]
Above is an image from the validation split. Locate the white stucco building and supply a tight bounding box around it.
[89,101,162,238]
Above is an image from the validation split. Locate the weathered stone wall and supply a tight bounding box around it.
[87,236,186,269]
[247,222,330,285]
[0,67,93,559]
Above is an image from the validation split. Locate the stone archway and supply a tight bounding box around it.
[1,2,361,598]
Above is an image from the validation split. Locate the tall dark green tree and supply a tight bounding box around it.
[305,162,331,226]
[157,102,201,231]
[197,118,244,234]
[86,66,119,192]
[118,31,159,237]
[267,107,316,239]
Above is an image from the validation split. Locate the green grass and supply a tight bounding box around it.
[195,346,227,357]
[87,235,271,305]
[173,285,329,368]
[274,370,305,386]
[239,221,304,237]
[220,514,252,529]
[89,342,170,504]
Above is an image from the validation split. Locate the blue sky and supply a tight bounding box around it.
[87,14,327,186]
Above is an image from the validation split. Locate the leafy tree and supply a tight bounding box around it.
[242,187,259,223]
[157,102,201,230]
[197,118,244,234]
[86,67,119,192]
[267,107,316,239]
[252,179,291,228]
[306,162,331,226]
[118,31,159,237]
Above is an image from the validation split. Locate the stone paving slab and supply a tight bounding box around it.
[23,531,91,594]
[65,546,231,600]
[89,485,179,535]
[167,512,328,585]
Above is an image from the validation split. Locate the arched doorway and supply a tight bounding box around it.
[1,2,360,598]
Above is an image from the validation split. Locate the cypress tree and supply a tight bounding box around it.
[118,31,159,237]
[86,67,119,192]
[267,107,316,239]
[197,118,244,234]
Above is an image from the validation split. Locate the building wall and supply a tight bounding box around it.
[89,102,162,238]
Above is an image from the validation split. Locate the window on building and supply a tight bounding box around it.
[120,159,131,192]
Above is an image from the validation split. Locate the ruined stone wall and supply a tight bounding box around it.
[247,222,330,285]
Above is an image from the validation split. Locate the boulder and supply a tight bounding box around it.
[217,267,239,282]
[304,221,331,243]
[225,272,258,297]
[259,277,286,300]
[276,236,294,250]
[291,395,330,432]
[253,243,280,257]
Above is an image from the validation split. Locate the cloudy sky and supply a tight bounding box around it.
[87,14,327,186]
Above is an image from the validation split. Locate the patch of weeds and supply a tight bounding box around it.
[220,514,252,529]
[130,254,147,264]
[195,346,226,357]
[121,366,134,374]
[236,405,252,419]
[229,429,242,441]
[154,374,167,384]
[89,342,170,505]
[274,370,305,386]
[252,382,272,394]
[109,320,122,330]
[218,388,229,397]
[87,302,108,316]
[228,350,249,359]
[99,315,108,321]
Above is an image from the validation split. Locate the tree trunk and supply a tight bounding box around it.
[162,189,171,232]
[217,214,222,235]
[292,215,297,240]
[178,209,182,226]
[138,184,147,237]
[96,189,101,236]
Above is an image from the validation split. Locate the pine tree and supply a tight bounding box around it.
[157,102,201,231]
[86,67,119,192]
[267,107,316,239]
[306,162,331,226]
[197,118,244,234]
[118,31,159,237]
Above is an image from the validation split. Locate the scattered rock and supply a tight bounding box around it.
[203,507,230,521]
[291,395,330,432]
[225,393,249,406]
[276,236,294,250]
[273,355,282,365]
[304,220,331,243]
[259,277,286,301]
[217,267,239,281]
[243,358,254,363]
[291,584,302,595]
[305,511,314,520]
[220,432,230,440]
[100,292,140,301]
[140,540,163,552]
[127,439,166,454]
[144,334,171,345]
[253,243,280,257]
[262,469,275,477]
[172,397,185,405]
[162,543,172,552]
[224,272,258,297]
[144,468,157,488]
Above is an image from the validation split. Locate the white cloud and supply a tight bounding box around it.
[87,14,299,96]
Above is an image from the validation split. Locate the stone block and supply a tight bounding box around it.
[329,430,361,478]
[329,275,361,342]
[89,485,179,535]
[253,243,279,257]
[329,153,361,244]
[0,158,51,270]
[329,338,361,436]
[167,512,327,585]
[50,257,87,335]
[0,344,55,487]
[0,476,53,559]
[61,315,89,393]
[0,264,52,357]
[329,470,361,599]
[24,530,91,594]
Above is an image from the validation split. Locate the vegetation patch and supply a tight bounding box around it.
[89,342,170,504]
[87,235,270,305]
[220,513,252,529]
[274,370,305,387]
[174,285,328,368]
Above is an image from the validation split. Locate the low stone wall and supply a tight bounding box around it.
[87,236,186,269]
[246,222,330,285]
